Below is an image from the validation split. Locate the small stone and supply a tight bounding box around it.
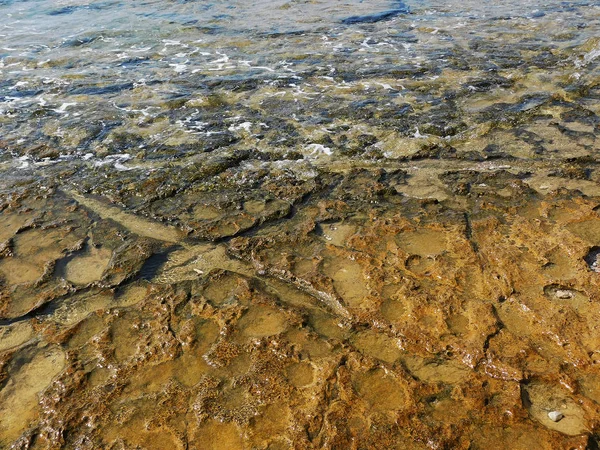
[548,411,564,422]
[555,290,574,299]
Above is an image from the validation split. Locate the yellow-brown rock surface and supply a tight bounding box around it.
[1,168,600,449]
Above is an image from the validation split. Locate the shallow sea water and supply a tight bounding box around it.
[2,0,600,448]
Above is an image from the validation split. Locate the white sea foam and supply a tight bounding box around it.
[169,60,189,73]
[577,42,600,67]
[305,143,333,157]
[16,155,29,169]
[53,102,77,113]
[228,122,253,133]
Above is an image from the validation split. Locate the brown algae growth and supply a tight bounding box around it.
[3,0,600,448]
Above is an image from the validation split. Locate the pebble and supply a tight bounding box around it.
[555,290,574,299]
[548,411,564,422]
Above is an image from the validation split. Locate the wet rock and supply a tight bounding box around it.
[548,165,591,180]
[410,143,457,160]
[3,2,600,448]
[584,247,600,272]
[341,2,409,25]
[102,238,159,287]
[522,381,589,436]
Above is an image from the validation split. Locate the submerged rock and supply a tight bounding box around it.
[2,0,600,448]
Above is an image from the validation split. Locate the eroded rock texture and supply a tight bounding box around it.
[2,0,600,448]
[1,168,600,449]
